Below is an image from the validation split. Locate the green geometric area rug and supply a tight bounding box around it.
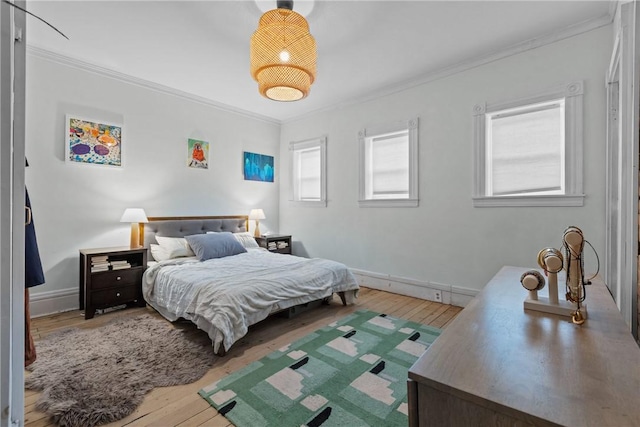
[198,309,441,427]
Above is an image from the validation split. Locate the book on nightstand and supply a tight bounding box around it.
[111,261,132,270]
[91,265,110,273]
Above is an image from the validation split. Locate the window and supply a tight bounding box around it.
[488,100,565,196]
[358,118,419,207]
[289,136,326,206]
[473,82,584,207]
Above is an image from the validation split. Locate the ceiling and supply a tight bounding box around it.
[25,1,614,123]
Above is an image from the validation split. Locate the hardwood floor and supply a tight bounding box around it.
[24,288,462,427]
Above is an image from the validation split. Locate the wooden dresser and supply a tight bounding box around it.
[408,266,640,427]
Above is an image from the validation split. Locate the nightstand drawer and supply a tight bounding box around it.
[91,268,143,290]
[91,285,140,307]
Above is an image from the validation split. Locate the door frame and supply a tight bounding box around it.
[604,34,620,306]
[0,1,26,425]
[605,1,639,338]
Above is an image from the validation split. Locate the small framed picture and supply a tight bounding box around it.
[187,139,209,169]
[243,151,274,182]
[66,115,122,167]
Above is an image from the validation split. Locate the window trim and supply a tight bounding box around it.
[289,136,327,207]
[472,82,584,207]
[358,117,419,208]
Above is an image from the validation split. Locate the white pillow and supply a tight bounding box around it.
[233,232,260,249]
[207,231,259,249]
[155,236,195,258]
[149,244,170,262]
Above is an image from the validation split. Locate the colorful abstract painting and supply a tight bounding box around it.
[188,139,209,169]
[66,116,122,166]
[243,151,274,182]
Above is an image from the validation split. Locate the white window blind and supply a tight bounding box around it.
[366,131,409,199]
[487,100,565,196]
[358,118,418,207]
[295,146,321,200]
[473,82,584,207]
[289,136,327,206]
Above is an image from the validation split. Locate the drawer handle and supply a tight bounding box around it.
[116,292,121,297]
[116,276,121,281]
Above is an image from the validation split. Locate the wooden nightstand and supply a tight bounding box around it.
[255,234,292,255]
[79,247,147,320]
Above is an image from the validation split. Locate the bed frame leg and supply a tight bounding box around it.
[338,291,347,306]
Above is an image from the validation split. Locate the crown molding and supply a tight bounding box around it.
[609,1,620,21]
[26,45,281,126]
[282,12,614,124]
[27,8,614,127]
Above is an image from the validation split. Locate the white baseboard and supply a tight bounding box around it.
[350,268,478,308]
[28,270,479,317]
[450,285,479,307]
[29,288,79,318]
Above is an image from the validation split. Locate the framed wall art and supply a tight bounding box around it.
[188,138,209,169]
[66,115,122,167]
[243,151,274,182]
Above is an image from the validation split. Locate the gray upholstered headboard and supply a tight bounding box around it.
[142,216,249,248]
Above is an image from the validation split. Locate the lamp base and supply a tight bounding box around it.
[130,223,142,248]
[254,220,261,238]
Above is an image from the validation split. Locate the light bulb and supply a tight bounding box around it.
[279,50,290,62]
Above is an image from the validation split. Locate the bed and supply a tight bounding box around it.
[141,216,359,354]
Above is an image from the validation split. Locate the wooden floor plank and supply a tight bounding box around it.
[419,303,450,325]
[174,406,220,427]
[195,413,232,427]
[430,306,462,328]
[23,406,49,425]
[442,307,463,327]
[399,299,434,321]
[406,301,439,324]
[26,287,462,427]
[131,396,212,427]
[382,294,418,314]
[23,416,55,427]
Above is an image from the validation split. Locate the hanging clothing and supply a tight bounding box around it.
[25,289,36,366]
[25,187,44,367]
[25,188,45,288]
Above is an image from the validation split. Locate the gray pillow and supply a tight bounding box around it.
[185,232,247,261]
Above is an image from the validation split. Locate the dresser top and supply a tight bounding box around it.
[409,265,640,426]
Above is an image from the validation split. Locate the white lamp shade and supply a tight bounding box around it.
[249,209,266,220]
[120,208,148,223]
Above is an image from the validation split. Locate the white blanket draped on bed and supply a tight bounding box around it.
[142,248,359,353]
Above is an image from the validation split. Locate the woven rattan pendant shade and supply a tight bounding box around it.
[250,7,316,101]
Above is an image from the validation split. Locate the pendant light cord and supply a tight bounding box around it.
[3,0,69,40]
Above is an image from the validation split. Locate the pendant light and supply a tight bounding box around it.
[250,0,317,101]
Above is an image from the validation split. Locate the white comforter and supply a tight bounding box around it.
[142,248,359,353]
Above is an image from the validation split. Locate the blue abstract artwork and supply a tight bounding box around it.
[243,151,274,183]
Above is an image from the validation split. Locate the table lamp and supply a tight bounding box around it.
[120,208,148,248]
[249,208,265,237]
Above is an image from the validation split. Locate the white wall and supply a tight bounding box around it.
[25,54,281,315]
[24,23,613,314]
[279,25,611,300]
